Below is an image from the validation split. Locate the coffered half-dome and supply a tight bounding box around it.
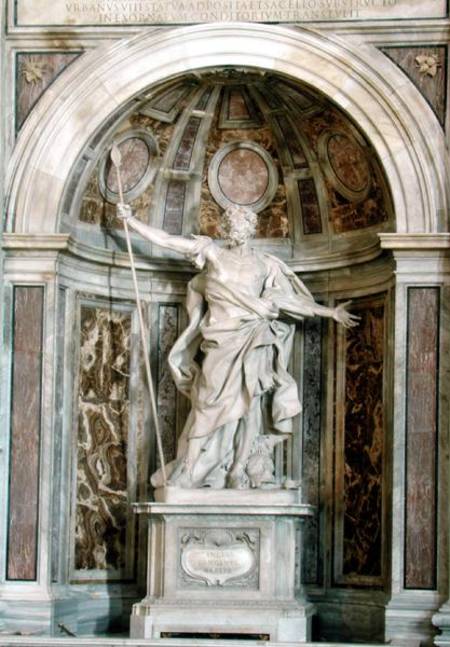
[65,68,394,268]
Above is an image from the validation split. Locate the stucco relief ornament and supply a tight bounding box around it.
[20,57,48,84]
[415,54,441,77]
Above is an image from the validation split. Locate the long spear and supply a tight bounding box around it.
[110,144,167,485]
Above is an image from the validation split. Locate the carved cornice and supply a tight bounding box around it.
[2,233,70,251]
[379,233,450,250]
[379,233,450,281]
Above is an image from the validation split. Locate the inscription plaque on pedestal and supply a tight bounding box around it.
[131,493,316,642]
[179,528,259,588]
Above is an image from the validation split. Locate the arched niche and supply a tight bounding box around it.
[65,67,395,272]
[1,23,448,645]
[5,22,448,237]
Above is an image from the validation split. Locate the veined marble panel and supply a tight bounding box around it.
[381,46,447,127]
[74,304,131,573]
[157,305,179,465]
[335,296,386,584]
[131,114,178,158]
[7,286,44,581]
[405,287,439,590]
[302,318,323,586]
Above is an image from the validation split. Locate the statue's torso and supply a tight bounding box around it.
[203,246,269,322]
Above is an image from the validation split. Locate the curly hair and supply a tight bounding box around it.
[219,205,257,246]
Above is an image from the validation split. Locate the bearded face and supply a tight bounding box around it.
[220,205,257,246]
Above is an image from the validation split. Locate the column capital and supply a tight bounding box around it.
[2,234,70,280]
[379,234,450,282]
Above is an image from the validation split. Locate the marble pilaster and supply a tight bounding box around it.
[0,236,66,634]
[0,236,148,635]
[379,234,450,647]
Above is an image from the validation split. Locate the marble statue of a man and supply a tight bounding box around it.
[118,204,358,489]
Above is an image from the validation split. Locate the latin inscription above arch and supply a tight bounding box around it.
[5,23,448,236]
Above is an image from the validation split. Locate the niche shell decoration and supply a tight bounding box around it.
[208,141,278,212]
[98,128,159,204]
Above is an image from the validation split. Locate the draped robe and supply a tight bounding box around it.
[151,238,320,488]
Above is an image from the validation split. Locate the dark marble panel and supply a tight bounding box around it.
[381,46,447,126]
[173,116,202,171]
[163,180,186,235]
[405,287,439,590]
[256,84,283,110]
[7,287,44,581]
[341,298,385,580]
[195,86,213,111]
[302,318,323,585]
[157,305,179,465]
[75,305,131,572]
[16,52,81,131]
[275,114,308,168]
[276,81,315,111]
[298,179,322,235]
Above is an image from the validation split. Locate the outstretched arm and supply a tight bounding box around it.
[117,203,201,257]
[264,258,360,329]
[303,300,359,328]
[270,292,359,328]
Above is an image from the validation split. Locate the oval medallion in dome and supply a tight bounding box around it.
[318,131,371,202]
[98,129,158,204]
[208,141,278,213]
[106,138,149,193]
[218,149,268,205]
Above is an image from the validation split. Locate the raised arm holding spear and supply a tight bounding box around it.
[110,144,167,485]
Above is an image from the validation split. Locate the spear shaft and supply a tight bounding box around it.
[111,145,167,485]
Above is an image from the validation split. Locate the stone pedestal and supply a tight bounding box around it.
[131,487,315,642]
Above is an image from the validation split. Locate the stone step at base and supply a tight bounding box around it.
[0,637,387,647]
